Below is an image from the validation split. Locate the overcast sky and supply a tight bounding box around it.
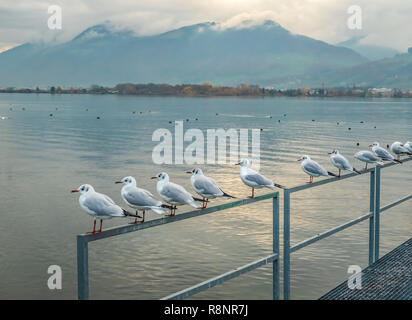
[1,0,411,53]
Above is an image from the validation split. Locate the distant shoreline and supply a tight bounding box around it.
[1,83,411,98]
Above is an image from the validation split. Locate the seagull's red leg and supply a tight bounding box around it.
[87,220,96,234]
[142,210,145,222]
[99,220,103,232]
[339,169,341,177]
[306,176,313,184]
[248,188,255,198]
[204,198,208,209]
[365,163,368,171]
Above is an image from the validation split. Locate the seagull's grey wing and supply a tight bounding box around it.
[84,194,124,217]
[125,189,162,207]
[335,155,352,170]
[245,172,273,186]
[364,152,380,161]
[374,148,391,159]
[161,183,193,203]
[194,176,222,195]
[304,161,326,175]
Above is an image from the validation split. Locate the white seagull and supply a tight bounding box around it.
[354,151,384,170]
[152,172,202,216]
[236,159,284,198]
[390,141,412,160]
[71,184,139,233]
[186,168,235,208]
[298,155,337,184]
[329,150,361,176]
[115,176,172,223]
[370,142,401,164]
[404,141,412,153]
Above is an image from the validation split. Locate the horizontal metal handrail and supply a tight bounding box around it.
[161,253,278,300]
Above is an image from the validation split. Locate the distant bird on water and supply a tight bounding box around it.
[298,155,337,184]
[187,168,235,208]
[236,159,284,198]
[328,150,361,176]
[354,151,384,170]
[115,176,172,223]
[71,184,140,233]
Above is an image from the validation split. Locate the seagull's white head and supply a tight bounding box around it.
[115,176,136,186]
[186,168,203,176]
[329,150,339,155]
[71,184,94,195]
[151,172,169,182]
[236,159,250,167]
[298,155,310,162]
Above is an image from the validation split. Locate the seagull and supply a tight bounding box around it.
[354,151,384,170]
[236,159,284,198]
[151,172,202,216]
[404,141,412,153]
[298,155,337,184]
[390,141,412,160]
[71,184,140,234]
[186,168,235,208]
[115,176,173,223]
[370,142,401,164]
[328,150,361,176]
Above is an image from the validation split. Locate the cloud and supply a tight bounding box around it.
[0,0,411,52]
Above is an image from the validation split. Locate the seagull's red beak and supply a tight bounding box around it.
[115,181,122,184]
[235,162,240,165]
[186,171,192,174]
[71,189,79,193]
[369,144,373,147]
[328,152,332,155]
[297,159,302,162]
[151,176,157,179]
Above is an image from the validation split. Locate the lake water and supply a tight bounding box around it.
[0,93,411,300]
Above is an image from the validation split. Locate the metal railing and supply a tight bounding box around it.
[76,157,411,300]
[77,192,280,300]
[282,157,412,299]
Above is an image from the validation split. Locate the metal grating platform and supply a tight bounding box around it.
[320,237,412,300]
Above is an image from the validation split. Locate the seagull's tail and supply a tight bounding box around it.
[122,209,142,219]
[393,159,402,164]
[327,171,338,177]
[150,206,168,215]
[193,197,208,203]
[270,182,285,189]
[188,200,201,209]
[221,191,236,199]
[352,168,362,175]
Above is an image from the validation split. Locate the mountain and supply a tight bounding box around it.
[0,20,368,88]
[306,52,412,88]
[336,36,399,61]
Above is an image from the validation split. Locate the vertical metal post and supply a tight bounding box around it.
[374,166,381,262]
[272,194,280,300]
[368,169,375,265]
[77,235,89,300]
[283,189,291,300]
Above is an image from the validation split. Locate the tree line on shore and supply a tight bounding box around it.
[1,82,411,98]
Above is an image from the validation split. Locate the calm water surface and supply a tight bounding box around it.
[0,93,411,299]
